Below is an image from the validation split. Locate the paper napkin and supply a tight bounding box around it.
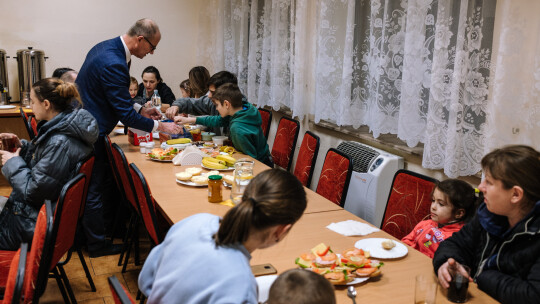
[326,220,380,236]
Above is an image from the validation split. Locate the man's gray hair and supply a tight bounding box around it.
[127,18,160,39]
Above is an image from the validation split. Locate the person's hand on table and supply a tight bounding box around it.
[174,116,196,125]
[165,106,179,119]
[140,107,162,120]
[0,148,21,166]
[158,121,183,134]
[437,258,473,289]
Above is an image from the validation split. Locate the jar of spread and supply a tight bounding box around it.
[208,175,223,203]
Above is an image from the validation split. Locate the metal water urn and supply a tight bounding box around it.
[0,49,9,102]
[15,47,46,102]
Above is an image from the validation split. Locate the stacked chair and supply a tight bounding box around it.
[0,243,28,303]
[19,108,37,140]
[270,117,300,170]
[108,275,136,304]
[380,169,438,240]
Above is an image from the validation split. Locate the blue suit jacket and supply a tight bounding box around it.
[76,37,154,136]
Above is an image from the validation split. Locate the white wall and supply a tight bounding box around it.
[0,0,202,100]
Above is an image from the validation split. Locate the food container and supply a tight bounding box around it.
[0,49,10,102]
[128,128,153,146]
[212,136,228,146]
[208,175,223,203]
[201,132,215,141]
[15,47,46,102]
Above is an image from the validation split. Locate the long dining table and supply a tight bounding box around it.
[111,132,496,304]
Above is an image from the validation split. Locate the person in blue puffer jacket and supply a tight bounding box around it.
[433,145,540,304]
[0,78,98,250]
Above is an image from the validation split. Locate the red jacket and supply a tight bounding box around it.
[401,219,464,258]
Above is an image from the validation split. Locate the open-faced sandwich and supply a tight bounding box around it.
[148,147,179,161]
[295,243,383,285]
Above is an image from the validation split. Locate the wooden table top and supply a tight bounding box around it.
[111,133,343,224]
[0,103,33,117]
[110,132,496,303]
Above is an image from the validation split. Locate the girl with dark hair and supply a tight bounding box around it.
[138,169,307,303]
[0,78,98,250]
[402,179,481,258]
[434,145,540,303]
[136,65,176,105]
[188,66,210,98]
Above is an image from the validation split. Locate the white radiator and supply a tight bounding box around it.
[337,142,404,227]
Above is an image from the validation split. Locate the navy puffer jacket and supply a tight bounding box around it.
[0,108,98,250]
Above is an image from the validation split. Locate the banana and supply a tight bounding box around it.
[167,138,192,145]
[203,157,226,165]
[202,157,228,169]
[216,155,236,167]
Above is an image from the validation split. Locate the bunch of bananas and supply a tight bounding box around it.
[219,146,236,154]
[202,157,229,169]
[215,154,236,167]
[166,138,192,145]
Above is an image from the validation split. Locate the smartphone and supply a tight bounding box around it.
[251,263,278,276]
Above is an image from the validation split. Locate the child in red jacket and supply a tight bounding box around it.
[402,179,481,258]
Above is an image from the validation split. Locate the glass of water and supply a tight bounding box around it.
[231,159,254,204]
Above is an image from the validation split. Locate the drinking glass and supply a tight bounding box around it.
[21,92,31,108]
[231,159,254,204]
[415,274,437,304]
[447,265,470,303]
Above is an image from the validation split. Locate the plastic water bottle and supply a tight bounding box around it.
[151,90,161,110]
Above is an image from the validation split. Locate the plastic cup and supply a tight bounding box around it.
[212,136,228,146]
[1,136,19,152]
[447,265,470,303]
[415,274,437,304]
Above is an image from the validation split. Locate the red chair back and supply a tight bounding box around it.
[293,131,320,187]
[19,107,36,140]
[316,148,353,207]
[48,173,86,268]
[29,117,38,137]
[26,201,54,303]
[75,154,95,218]
[2,243,28,304]
[380,169,438,240]
[109,143,138,211]
[108,275,136,304]
[258,108,272,139]
[271,117,299,170]
[129,163,162,245]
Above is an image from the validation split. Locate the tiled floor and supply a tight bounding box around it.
[39,238,151,304]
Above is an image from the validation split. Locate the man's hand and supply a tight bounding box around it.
[165,106,180,119]
[140,107,162,120]
[174,116,196,125]
[437,258,472,289]
[0,148,21,166]
[158,121,183,134]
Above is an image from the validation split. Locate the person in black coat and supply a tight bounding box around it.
[137,66,176,105]
[0,78,98,250]
[433,145,540,304]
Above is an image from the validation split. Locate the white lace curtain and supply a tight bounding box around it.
[198,0,540,178]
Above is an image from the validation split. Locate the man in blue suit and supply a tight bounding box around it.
[76,18,181,257]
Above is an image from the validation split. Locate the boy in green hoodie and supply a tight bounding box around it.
[174,83,273,167]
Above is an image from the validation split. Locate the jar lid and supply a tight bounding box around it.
[208,175,223,180]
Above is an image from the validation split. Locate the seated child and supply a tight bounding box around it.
[174,83,273,167]
[179,79,192,98]
[401,179,480,258]
[267,269,336,304]
[130,77,145,105]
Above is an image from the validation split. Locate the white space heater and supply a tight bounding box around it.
[337,141,404,227]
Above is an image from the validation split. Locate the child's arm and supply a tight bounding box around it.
[401,228,418,247]
[195,116,226,128]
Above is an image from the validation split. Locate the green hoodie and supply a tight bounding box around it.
[196,100,270,162]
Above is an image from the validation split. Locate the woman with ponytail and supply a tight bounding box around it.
[0,78,98,250]
[139,169,307,304]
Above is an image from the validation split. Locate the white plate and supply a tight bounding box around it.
[201,164,234,171]
[255,275,278,304]
[117,121,124,126]
[354,238,408,259]
[0,105,16,110]
[176,179,207,187]
[160,142,192,150]
[342,277,370,286]
[113,128,125,135]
